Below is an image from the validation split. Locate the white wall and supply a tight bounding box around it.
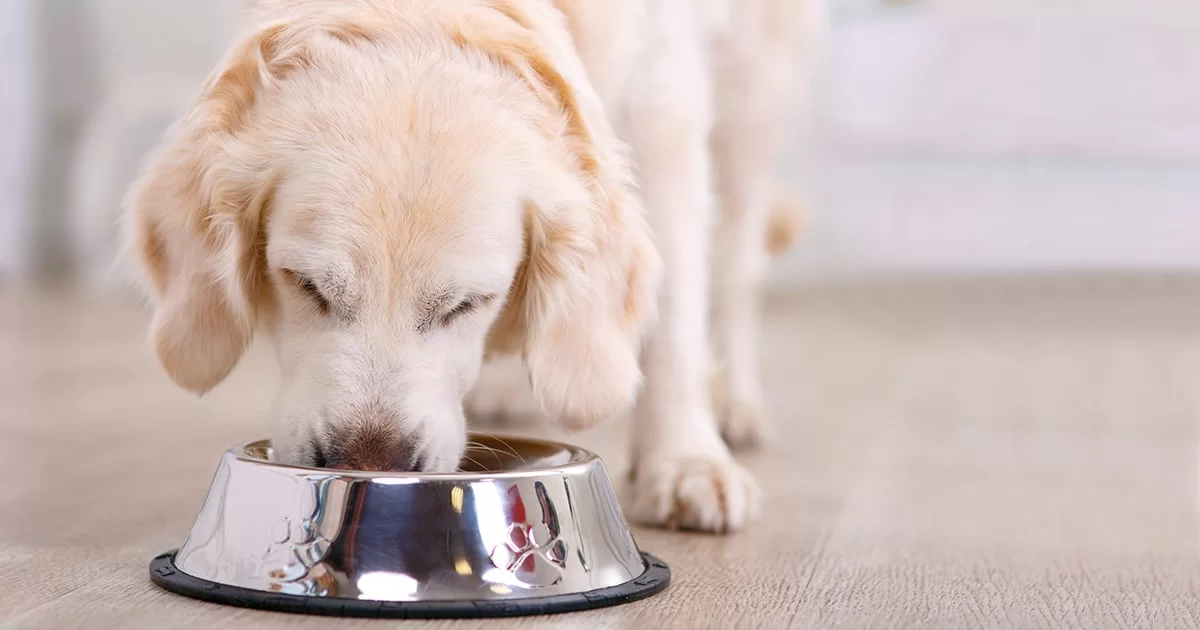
[4,0,238,282]
[0,0,36,278]
[768,0,1200,286]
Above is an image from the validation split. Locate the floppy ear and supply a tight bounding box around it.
[460,5,662,430]
[124,24,304,393]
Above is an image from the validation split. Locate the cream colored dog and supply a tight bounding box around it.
[125,0,820,533]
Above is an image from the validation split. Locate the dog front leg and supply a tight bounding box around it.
[617,5,760,533]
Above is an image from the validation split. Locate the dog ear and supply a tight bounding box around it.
[124,24,309,394]
[461,5,662,430]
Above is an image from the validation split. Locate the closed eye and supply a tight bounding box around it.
[440,293,496,327]
[282,269,330,314]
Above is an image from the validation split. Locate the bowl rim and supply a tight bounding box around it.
[228,433,605,481]
[152,549,670,617]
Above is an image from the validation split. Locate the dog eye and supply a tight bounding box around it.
[282,269,330,314]
[440,293,496,326]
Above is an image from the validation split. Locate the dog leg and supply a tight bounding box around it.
[619,2,759,533]
[710,0,819,449]
[464,354,543,428]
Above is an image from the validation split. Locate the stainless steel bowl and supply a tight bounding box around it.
[150,435,669,618]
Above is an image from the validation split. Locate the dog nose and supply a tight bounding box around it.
[318,425,420,472]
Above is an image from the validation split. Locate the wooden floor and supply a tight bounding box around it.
[4,275,1200,629]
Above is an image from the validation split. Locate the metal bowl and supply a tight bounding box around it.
[150,435,669,618]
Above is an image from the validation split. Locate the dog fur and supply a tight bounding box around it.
[125,0,822,533]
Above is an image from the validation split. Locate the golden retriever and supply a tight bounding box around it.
[124,0,821,533]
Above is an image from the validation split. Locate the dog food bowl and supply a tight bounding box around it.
[150,435,669,618]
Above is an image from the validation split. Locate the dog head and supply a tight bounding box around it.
[125,4,659,471]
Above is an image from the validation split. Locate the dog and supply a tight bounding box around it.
[124,0,822,533]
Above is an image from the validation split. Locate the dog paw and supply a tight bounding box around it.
[716,397,770,451]
[710,368,770,451]
[465,356,543,427]
[623,453,761,533]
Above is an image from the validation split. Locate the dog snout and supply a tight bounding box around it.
[316,423,422,472]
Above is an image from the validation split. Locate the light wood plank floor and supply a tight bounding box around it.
[4,276,1200,629]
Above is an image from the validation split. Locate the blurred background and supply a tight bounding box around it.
[1,0,1198,285]
[5,1,1200,627]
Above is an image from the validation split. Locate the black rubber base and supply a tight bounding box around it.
[150,550,670,618]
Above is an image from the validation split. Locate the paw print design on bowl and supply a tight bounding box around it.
[264,479,336,596]
[488,482,567,587]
